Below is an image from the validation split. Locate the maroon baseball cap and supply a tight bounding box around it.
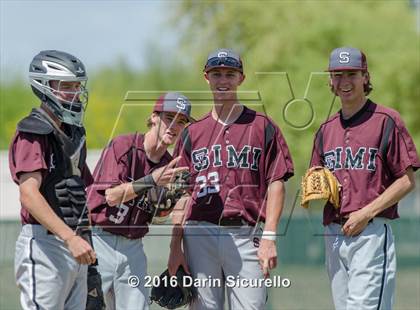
[328,47,368,72]
[204,48,243,73]
[153,92,194,122]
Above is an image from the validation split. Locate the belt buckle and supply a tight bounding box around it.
[219,217,245,227]
[333,216,348,226]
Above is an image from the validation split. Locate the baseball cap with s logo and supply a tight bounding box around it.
[153,92,195,122]
[204,48,243,73]
[328,47,368,72]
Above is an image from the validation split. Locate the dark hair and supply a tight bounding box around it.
[147,112,161,129]
[364,74,373,95]
[146,117,153,129]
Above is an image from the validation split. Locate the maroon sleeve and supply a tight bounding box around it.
[91,142,123,191]
[9,132,48,184]
[385,116,420,178]
[87,140,124,211]
[173,128,194,195]
[265,124,294,184]
[309,128,324,168]
[173,128,192,169]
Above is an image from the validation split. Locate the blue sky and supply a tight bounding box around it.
[0,1,177,80]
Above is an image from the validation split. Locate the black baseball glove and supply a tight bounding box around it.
[146,172,190,224]
[150,267,196,309]
[86,265,106,310]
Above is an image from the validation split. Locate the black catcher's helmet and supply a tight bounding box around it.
[29,50,88,126]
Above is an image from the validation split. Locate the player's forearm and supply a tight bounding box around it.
[20,185,75,242]
[365,168,415,218]
[105,174,156,206]
[169,196,190,248]
[170,224,184,249]
[171,195,190,225]
[264,180,285,232]
[105,183,137,206]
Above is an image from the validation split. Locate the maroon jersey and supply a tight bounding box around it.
[310,99,420,225]
[87,133,172,239]
[174,106,294,226]
[9,131,93,225]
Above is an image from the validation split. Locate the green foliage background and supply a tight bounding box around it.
[1,1,419,180]
[1,3,419,308]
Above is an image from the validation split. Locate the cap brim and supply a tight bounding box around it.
[177,113,195,123]
[204,65,243,73]
[157,109,196,123]
[327,66,366,72]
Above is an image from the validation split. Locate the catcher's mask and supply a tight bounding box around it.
[29,50,88,127]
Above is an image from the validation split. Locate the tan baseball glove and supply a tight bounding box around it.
[301,166,341,209]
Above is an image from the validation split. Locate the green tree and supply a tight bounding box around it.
[1,1,418,180]
[172,0,420,176]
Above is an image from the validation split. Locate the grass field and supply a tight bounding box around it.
[1,227,419,310]
[1,222,419,309]
[1,264,419,310]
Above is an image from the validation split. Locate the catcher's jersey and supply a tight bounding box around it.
[9,131,93,225]
[310,99,420,225]
[174,105,294,226]
[87,133,172,239]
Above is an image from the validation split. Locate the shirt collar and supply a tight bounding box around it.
[340,99,372,128]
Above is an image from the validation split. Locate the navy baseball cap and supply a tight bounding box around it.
[328,47,368,72]
[204,48,243,73]
[154,92,195,122]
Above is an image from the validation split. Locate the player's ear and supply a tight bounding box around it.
[204,72,210,84]
[363,71,370,85]
[238,73,246,85]
[328,75,336,95]
[150,112,160,127]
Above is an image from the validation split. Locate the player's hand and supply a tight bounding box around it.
[258,239,277,278]
[64,234,96,265]
[342,208,373,237]
[152,157,188,187]
[105,183,130,207]
[168,241,190,277]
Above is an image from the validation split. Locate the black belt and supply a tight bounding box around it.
[332,217,373,226]
[219,217,249,227]
[332,216,349,226]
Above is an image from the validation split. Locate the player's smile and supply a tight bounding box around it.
[331,70,366,103]
[161,129,178,145]
[205,68,244,102]
[155,111,188,146]
[340,86,352,92]
[164,130,177,143]
[338,86,354,97]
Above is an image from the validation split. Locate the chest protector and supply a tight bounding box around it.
[17,108,89,230]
